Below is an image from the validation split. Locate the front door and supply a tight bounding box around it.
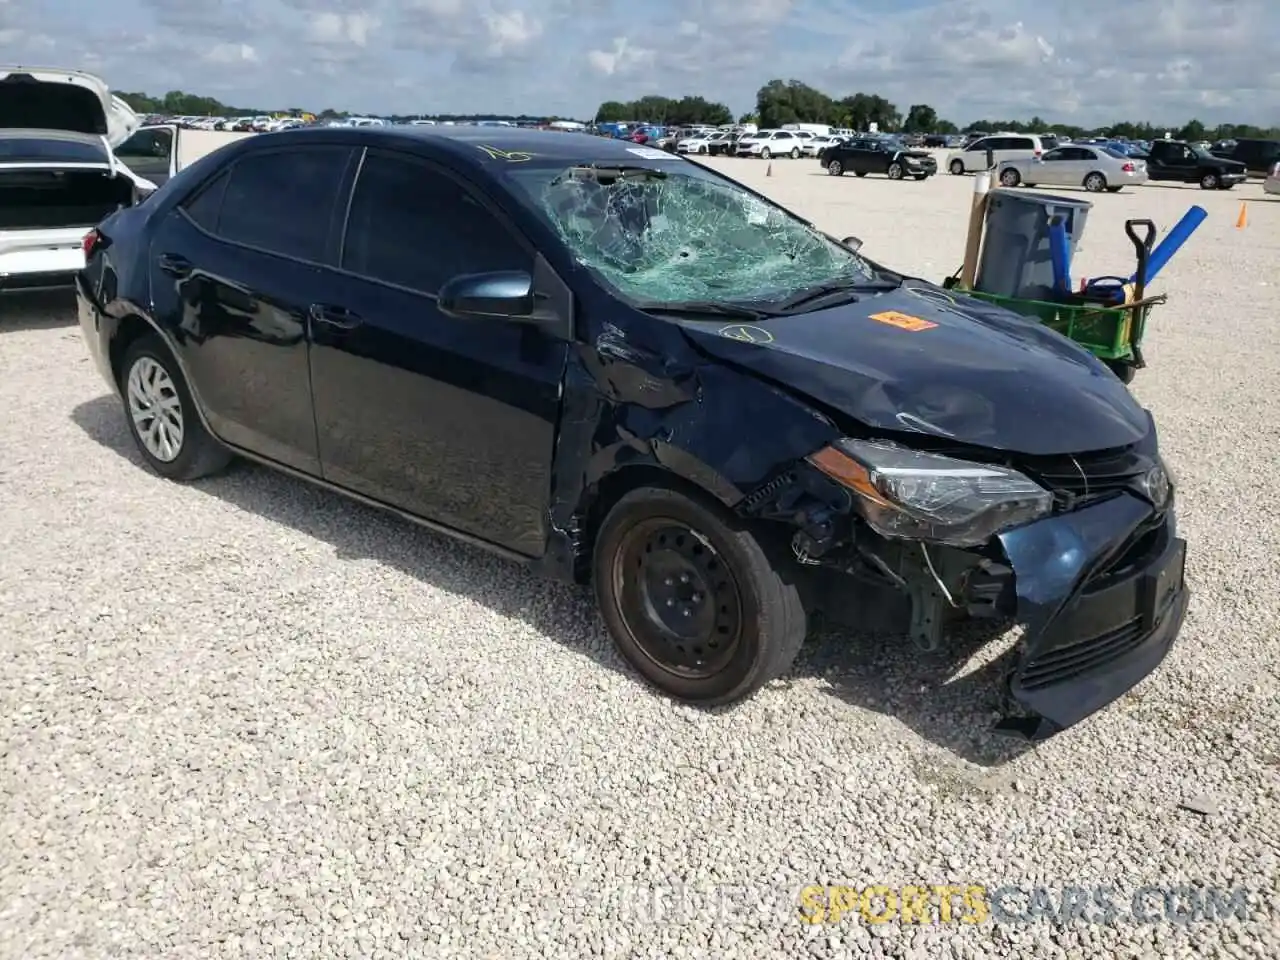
[308,148,569,556]
[115,124,178,187]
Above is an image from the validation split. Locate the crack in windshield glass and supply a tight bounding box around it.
[505,163,875,308]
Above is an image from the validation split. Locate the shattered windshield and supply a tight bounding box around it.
[503,160,875,307]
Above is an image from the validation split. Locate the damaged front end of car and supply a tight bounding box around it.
[736,429,1188,741]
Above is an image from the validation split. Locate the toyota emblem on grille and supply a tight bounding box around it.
[1140,464,1170,508]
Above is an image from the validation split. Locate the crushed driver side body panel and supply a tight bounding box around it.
[532,298,1187,741]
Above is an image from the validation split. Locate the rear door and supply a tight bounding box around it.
[308,147,570,555]
[146,142,357,474]
[1035,146,1084,185]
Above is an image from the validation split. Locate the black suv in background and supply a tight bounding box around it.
[1210,138,1280,177]
[1145,139,1248,189]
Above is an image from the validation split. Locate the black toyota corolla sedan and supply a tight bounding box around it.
[77,126,1188,740]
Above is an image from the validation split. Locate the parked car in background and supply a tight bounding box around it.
[677,131,731,155]
[1144,139,1247,189]
[820,136,937,180]
[922,134,949,148]
[946,134,1056,174]
[0,65,155,292]
[802,135,843,158]
[736,129,806,158]
[997,144,1148,193]
[113,122,254,190]
[1209,138,1280,177]
[76,125,1187,741]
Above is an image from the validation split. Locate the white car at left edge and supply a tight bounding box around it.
[0,65,159,293]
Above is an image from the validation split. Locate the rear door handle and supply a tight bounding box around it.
[308,303,364,331]
[157,252,191,277]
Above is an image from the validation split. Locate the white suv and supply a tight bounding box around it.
[946,134,1059,174]
[736,129,807,159]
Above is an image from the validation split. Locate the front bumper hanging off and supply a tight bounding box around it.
[994,492,1188,739]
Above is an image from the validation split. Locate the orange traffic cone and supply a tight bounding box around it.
[1236,202,1247,229]
[766,162,773,177]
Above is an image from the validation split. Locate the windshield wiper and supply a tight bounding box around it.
[774,276,901,313]
[641,300,780,321]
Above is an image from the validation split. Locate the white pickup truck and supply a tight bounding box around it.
[0,66,163,291]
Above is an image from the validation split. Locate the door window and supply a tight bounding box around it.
[341,150,529,295]
[115,127,174,177]
[967,138,990,152]
[215,146,351,263]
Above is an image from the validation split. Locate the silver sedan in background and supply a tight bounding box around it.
[997,144,1149,193]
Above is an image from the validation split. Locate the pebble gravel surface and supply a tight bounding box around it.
[2,160,1278,959]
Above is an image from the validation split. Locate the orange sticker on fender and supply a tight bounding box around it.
[869,311,937,332]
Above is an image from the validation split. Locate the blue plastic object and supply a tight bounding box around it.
[1048,217,1072,294]
[1134,205,1206,287]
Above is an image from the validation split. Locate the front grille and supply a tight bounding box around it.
[1020,446,1153,505]
[1021,616,1145,690]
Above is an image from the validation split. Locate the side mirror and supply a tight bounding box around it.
[841,235,863,252]
[438,271,535,319]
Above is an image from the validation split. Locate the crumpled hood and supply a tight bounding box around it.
[677,284,1151,456]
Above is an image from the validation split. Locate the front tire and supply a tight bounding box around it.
[790,147,800,159]
[120,334,231,481]
[999,167,1021,187]
[761,147,772,160]
[950,159,965,175]
[593,486,806,705]
[1200,172,1219,190]
[887,162,904,180]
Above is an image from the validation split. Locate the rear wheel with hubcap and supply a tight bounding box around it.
[827,159,843,176]
[1084,172,1107,192]
[1000,167,1021,186]
[593,486,806,705]
[120,334,231,481]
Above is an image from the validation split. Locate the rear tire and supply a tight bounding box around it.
[593,486,807,705]
[1106,361,1137,384]
[827,159,843,176]
[1084,172,1107,192]
[789,147,800,159]
[761,147,772,160]
[999,167,1021,187]
[119,334,231,481]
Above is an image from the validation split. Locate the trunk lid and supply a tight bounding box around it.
[0,66,139,147]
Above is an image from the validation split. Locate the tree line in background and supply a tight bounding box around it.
[599,79,1280,142]
[118,86,1280,143]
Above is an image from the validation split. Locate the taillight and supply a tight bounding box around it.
[1122,162,1136,172]
[82,228,100,259]
[1033,149,1042,157]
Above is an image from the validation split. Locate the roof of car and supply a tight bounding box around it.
[264,124,681,169]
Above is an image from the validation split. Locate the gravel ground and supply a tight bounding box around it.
[2,158,1278,959]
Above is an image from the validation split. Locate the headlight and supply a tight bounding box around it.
[807,438,1053,547]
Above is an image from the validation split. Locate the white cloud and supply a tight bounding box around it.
[7,0,1277,123]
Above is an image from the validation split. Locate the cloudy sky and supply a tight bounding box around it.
[5,0,1278,125]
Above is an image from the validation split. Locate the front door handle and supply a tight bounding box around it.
[308,303,364,331]
[157,252,191,277]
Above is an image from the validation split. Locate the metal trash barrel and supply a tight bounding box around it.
[975,189,1092,301]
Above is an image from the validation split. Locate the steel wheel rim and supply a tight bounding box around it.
[612,518,744,680]
[126,356,184,462]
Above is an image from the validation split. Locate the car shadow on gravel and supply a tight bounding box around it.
[0,289,78,330]
[73,393,1032,767]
